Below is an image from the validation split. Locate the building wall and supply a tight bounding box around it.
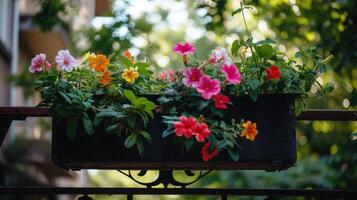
[0,58,10,105]
[0,0,14,106]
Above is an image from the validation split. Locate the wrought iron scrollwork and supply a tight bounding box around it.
[117,170,212,188]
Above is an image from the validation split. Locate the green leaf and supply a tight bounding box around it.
[95,88,105,95]
[210,106,225,118]
[82,115,94,135]
[133,97,156,118]
[136,138,144,156]
[185,138,194,152]
[158,96,173,104]
[124,133,137,148]
[162,115,179,120]
[231,40,240,57]
[134,62,149,68]
[231,6,254,16]
[198,101,210,111]
[162,127,174,138]
[218,141,228,149]
[93,116,103,127]
[304,79,314,92]
[248,89,258,101]
[325,82,334,93]
[143,104,155,118]
[115,112,126,119]
[66,117,78,139]
[295,99,305,116]
[228,148,239,162]
[255,38,276,45]
[119,55,133,67]
[134,62,151,76]
[59,91,72,104]
[140,131,152,142]
[123,89,136,103]
[122,104,132,109]
[96,109,119,118]
[254,44,276,59]
[248,79,260,90]
[105,124,118,133]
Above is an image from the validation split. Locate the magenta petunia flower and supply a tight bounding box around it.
[29,53,48,73]
[209,48,231,65]
[55,49,76,72]
[196,75,221,100]
[182,67,203,88]
[173,42,196,55]
[221,63,241,84]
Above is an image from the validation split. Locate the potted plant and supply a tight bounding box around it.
[29,7,333,171]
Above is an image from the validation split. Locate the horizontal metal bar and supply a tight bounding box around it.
[0,188,355,198]
[296,109,357,121]
[0,107,356,121]
[0,107,50,118]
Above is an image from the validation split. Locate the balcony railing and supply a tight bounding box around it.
[0,106,356,199]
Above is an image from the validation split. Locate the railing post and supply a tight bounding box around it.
[221,194,227,200]
[127,193,133,200]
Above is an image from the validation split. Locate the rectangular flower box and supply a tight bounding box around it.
[51,94,297,171]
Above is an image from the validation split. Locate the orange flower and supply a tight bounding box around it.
[98,71,112,86]
[241,121,258,141]
[123,50,134,63]
[89,54,109,73]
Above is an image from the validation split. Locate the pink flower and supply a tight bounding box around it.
[196,75,221,100]
[158,69,175,82]
[192,122,211,142]
[182,67,203,88]
[29,53,51,73]
[158,72,167,80]
[173,42,196,55]
[55,49,76,72]
[167,69,175,82]
[209,48,231,65]
[221,63,241,84]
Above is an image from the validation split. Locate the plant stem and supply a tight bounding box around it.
[240,1,259,74]
[91,106,102,112]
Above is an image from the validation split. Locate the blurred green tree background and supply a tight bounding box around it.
[4,0,356,199]
[83,0,356,190]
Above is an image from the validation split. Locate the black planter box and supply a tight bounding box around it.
[52,94,297,171]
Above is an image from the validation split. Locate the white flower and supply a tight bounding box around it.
[210,48,232,65]
[55,49,76,72]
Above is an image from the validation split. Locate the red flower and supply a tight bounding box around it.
[173,116,197,139]
[201,142,218,162]
[266,65,281,80]
[192,122,211,142]
[213,94,230,110]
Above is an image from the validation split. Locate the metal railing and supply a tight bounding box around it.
[0,107,356,199]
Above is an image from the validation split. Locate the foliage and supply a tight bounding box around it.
[31,51,155,155]
[153,7,332,160]
[73,1,135,55]
[32,0,69,32]
[7,0,356,191]
[28,1,333,163]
